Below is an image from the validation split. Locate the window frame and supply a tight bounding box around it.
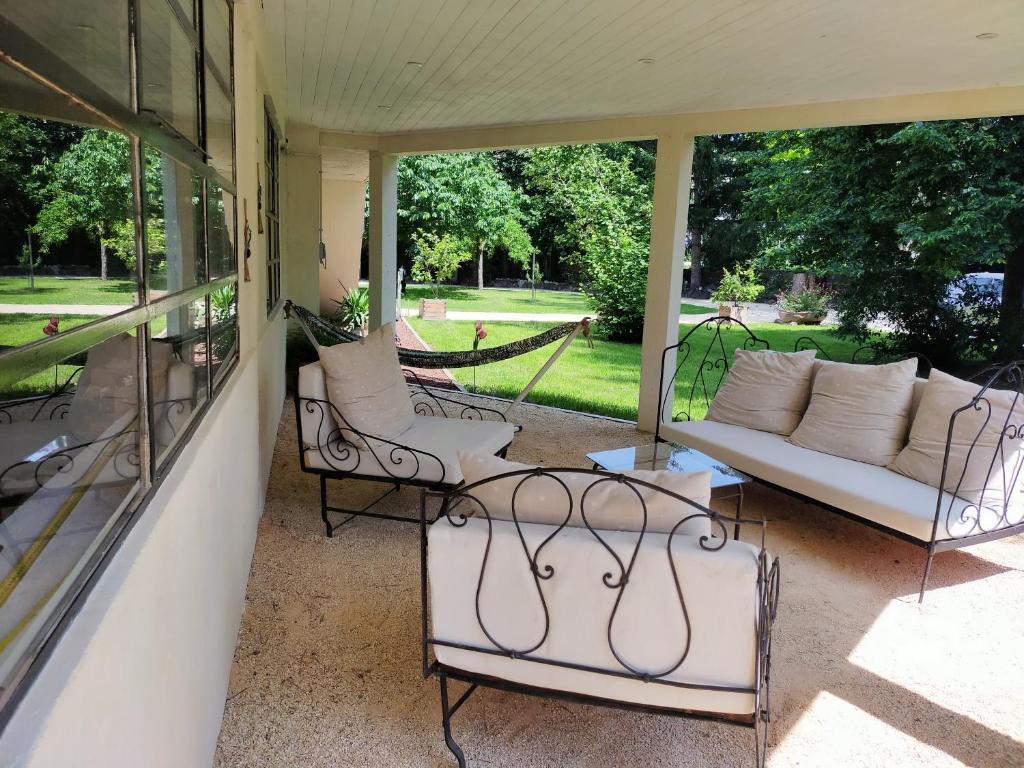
[0,0,239,726]
[265,107,282,316]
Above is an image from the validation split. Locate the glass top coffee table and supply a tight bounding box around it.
[586,442,752,539]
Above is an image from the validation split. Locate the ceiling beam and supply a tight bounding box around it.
[319,85,1024,155]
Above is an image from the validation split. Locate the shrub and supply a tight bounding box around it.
[710,265,764,305]
[776,286,830,315]
[332,281,369,332]
[410,231,472,297]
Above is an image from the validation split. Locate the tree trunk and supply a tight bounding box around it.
[100,238,108,281]
[687,232,704,296]
[475,239,483,290]
[999,240,1024,360]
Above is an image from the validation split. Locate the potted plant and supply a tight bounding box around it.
[411,231,471,320]
[332,281,370,334]
[776,286,830,325]
[710,265,764,323]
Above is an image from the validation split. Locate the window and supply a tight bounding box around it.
[265,111,281,314]
[0,0,237,716]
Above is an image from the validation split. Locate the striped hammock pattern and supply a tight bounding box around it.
[284,301,587,370]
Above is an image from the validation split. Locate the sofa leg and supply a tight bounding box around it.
[320,475,333,538]
[439,672,467,767]
[918,547,935,603]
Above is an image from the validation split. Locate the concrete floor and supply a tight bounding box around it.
[214,396,1024,768]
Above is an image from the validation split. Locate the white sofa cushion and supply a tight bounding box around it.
[789,358,917,466]
[891,369,1023,515]
[429,515,761,716]
[316,324,415,441]
[304,416,517,486]
[660,419,1020,541]
[457,451,713,538]
[706,348,816,436]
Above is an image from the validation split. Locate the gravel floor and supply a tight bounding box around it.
[214,396,1024,768]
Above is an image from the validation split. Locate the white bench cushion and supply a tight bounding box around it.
[304,415,516,485]
[661,420,1021,542]
[429,516,761,716]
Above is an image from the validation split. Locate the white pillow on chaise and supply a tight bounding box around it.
[457,451,713,538]
[317,323,415,441]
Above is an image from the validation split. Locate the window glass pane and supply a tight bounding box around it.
[0,2,132,107]
[203,0,231,81]
[0,107,136,334]
[0,337,141,687]
[140,0,199,144]
[150,298,208,470]
[207,184,236,279]
[210,281,237,386]
[205,73,233,181]
[146,150,205,299]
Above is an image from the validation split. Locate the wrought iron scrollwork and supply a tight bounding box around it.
[656,318,769,439]
[403,368,509,423]
[795,337,933,378]
[0,366,83,425]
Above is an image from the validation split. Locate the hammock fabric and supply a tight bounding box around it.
[284,300,590,370]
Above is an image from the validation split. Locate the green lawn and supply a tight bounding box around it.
[0,276,135,305]
[400,285,709,316]
[409,319,864,421]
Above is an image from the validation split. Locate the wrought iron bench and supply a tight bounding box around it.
[295,364,520,536]
[420,466,780,767]
[655,317,1024,601]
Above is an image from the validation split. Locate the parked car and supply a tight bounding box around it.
[945,272,1003,307]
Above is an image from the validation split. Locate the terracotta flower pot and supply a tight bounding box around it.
[718,304,748,323]
[419,298,447,320]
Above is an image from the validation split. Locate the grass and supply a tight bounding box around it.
[0,276,134,305]
[0,313,103,398]
[399,285,709,316]
[409,319,864,421]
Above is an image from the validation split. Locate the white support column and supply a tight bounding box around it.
[637,132,696,433]
[368,151,398,329]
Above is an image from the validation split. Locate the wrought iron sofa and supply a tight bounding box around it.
[655,318,1024,601]
[421,466,780,768]
[295,363,519,535]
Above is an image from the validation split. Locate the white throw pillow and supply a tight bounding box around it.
[890,369,1023,515]
[705,348,816,436]
[457,451,713,538]
[317,324,415,441]
[789,358,917,466]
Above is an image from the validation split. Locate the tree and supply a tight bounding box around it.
[398,152,533,288]
[34,129,135,278]
[524,143,655,340]
[410,231,473,297]
[745,119,1024,366]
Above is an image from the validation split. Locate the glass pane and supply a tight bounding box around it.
[146,150,205,299]
[0,336,141,688]
[0,108,136,332]
[0,1,132,107]
[207,184,236,278]
[210,281,237,386]
[140,0,199,144]
[205,72,233,181]
[150,298,208,470]
[203,0,231,80]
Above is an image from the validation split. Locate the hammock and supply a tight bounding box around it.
[284,300,590,370]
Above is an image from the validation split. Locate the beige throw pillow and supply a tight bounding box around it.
[889,369,1023,513]
[317,324,415,441]
[705,348,817,435]
[789,358,917,466]
[458,451,713,538]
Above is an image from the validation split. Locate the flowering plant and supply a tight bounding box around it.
[42,316,59,336]
[472,321,487,351]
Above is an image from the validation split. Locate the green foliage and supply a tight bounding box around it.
[745,118,1024,365]
[523,143,654,340]
[710,265,764,305]
[210,284,236,322]
[777,287,830,314]
[332,282,369,331]
[410,231,473,297]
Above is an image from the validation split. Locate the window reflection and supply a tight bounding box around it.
[139,0,199,143]
[207,184,235,279]
[146,151,205,299]
[210,281,237,386]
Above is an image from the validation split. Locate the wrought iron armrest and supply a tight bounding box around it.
[796,338,933,378]
[297,396,449,484]
[403,368,509,423]
[0,367,84,424]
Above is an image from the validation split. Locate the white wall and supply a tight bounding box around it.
[320,178,365,315]
[283,123,322,315]
[0,2,289,765]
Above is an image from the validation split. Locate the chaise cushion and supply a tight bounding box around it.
[661,419,1021,541]
[317,324,415,441]
[457,452,712,537]
[706,348,816,436]
[304,415,517,486]
[429,516,762,716]
[789,358,917,466]
[890,369,1023,514]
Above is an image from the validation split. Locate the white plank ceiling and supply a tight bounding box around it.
[264,0,1024,134]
